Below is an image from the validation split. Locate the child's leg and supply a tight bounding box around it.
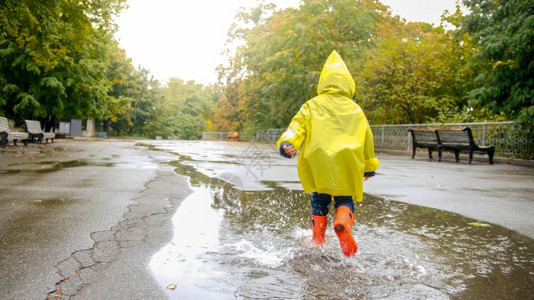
[310,193,331,245]
[311,192,332,216]
[333,196,354,213]
[333,196,358,256]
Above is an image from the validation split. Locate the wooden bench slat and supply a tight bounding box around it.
[0,116,29,147]
[24,119,55,144]
[408,128,440,160]
[227,131,239,141]
[409,127,495,164]
[436,127,494,164]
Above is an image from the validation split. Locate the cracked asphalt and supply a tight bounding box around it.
[1,139,192,299]
[1,139,533,299]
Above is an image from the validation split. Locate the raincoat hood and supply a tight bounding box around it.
[316,50,355,99]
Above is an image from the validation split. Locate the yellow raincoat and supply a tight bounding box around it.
[277,50,379,202]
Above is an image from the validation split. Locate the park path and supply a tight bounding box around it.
[1,139,533,299]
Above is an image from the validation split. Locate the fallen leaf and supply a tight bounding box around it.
[167,283,178,290]
[467,222,491,227]
[33,199,42,203]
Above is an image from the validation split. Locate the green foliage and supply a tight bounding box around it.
[0,1,224,140]
[161,78,221,139]
[213,80,243,131]
[217,0,532,133]
[172,113,207,140]
[460,0,534,123]
[106,41,145,135]
[218,0,388,131]
[2,0,530,142]
[357,20,461,124]
[106,72,219,140]
[0,0,127,120]
[121,69,164,138]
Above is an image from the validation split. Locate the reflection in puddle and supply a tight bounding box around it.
[150,147,534,299]
[1,160,115,174]
[149,186,233,299]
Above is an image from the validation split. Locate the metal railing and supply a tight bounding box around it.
[254,128,286,143]
[254,122,533,159]
[202,132,230,141]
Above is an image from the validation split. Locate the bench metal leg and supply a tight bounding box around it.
[412,143,416,159]
[469,151,473,164]
[427,148,433,160]
[489,149,495,164]
[438,149,442,162]
[32,133,44,143]
[0,133,7,147]
[28,134,38,143]
[454,150,460,162]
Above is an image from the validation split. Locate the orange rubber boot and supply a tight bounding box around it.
[311,215,327,246]
[334,206,358,256]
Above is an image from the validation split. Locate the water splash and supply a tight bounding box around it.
[147,141,534,299]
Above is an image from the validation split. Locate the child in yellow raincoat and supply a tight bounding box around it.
[277,50,379,256]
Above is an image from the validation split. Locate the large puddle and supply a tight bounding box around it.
[147,142,534,299]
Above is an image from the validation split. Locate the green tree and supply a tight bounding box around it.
[357,20,460,124]
[105,39,138,134]
[0,0,126,123]
[460,0,534,122]
[213,79,243,131]
[434,6,508,122]
[125,69,164,138]
[162,78,219,139]
[219,0,388,135]
[107,66,152,137]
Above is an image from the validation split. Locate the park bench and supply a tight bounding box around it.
[25,119,55,144]
[0,117,29,147]
[408,128,440,160]
[436,127,495,164]
[227,131,239,141]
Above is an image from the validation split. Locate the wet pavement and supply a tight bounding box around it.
[0,139,533,299]
[1,140,191,299]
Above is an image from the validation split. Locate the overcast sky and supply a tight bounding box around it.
[114,0,458,85]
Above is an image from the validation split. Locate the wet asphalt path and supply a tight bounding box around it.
[144,140,534,239]
[364,153,534,240]
[0,140,192,299]
[0,139,533,299]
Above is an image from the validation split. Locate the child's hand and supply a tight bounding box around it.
[363,172,375,181]
[283,144,296,158]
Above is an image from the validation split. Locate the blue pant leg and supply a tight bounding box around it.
[333,196,354,212]
[311,192,332,216]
